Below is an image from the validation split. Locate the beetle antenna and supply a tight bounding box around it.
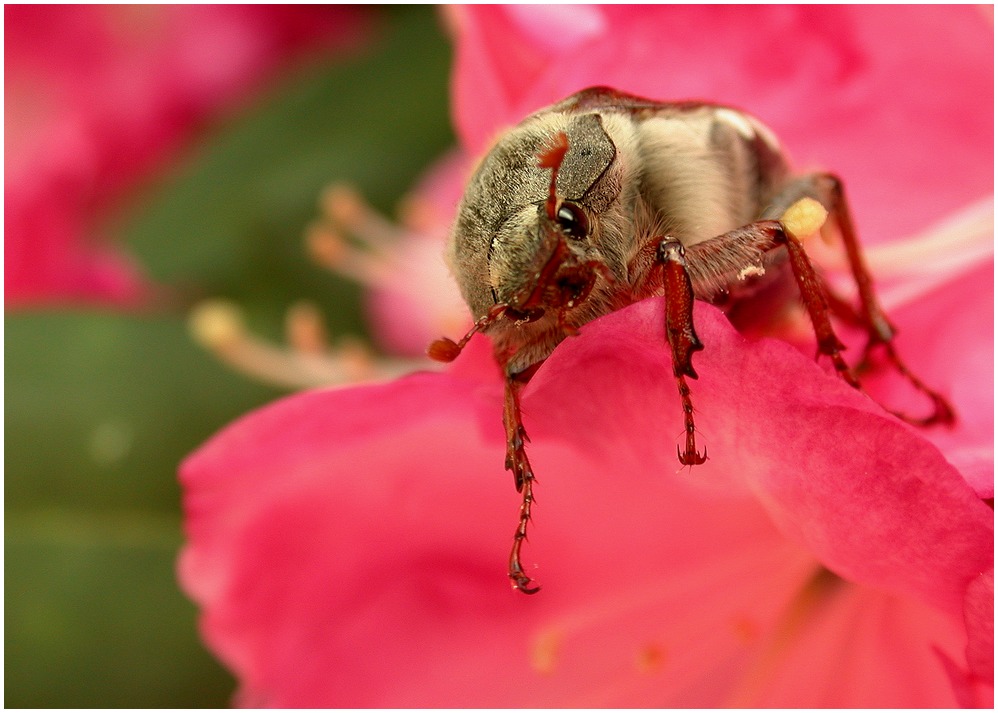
[537,132,569,221]
[427,304,508,363]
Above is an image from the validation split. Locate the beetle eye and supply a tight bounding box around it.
[555,202,589,240]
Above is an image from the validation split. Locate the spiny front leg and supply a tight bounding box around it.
[503,376,540,594]
[658,239,707,466]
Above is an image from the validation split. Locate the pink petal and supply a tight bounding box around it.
[179,373,810,706]
[362,151,471,355]
[448,4,605,149]
[527,299,992,617]
[180,295,987,706]
[964,569,994,682]
[938,569,995,711]
[734,582,968,706]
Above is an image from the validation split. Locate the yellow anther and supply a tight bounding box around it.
[530,629,563,675]
[305,223,348,268]
[636,643,666,673]
[188,299,245,349]
[781,197,828,239]
[304,218,392,287]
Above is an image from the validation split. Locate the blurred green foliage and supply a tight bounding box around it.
[5,7,454,706]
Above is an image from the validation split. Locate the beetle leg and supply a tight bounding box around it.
[657,239,707,465]
[503,375,540,594]
[819,174,954,425]
[683,217,861,387]
[767,174,955,426]
[821,280,866,328]
[772,219,862,387]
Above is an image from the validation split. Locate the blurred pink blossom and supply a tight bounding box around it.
[5,4,372,307]
[361,150,471,356]
[179,5,993,707]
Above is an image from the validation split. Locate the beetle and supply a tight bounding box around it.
[428,86,954,594]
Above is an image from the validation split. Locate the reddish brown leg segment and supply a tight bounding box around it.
[503,376,540,594]
[683,218,860,387]
[814,174,955,426]
[772,223,861,388]
[685,185,953,427]
[427,304,508,363]
[658,239,707,465]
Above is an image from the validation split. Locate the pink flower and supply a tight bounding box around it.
[179,5,993,707]
[354,151,473,356]
[179,296,991,707]
[5,5,372,308]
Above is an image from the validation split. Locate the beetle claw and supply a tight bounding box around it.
[509,570,541,594]
[678,445,708,466]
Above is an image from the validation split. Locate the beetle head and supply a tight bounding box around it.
[448,112,619,322]
[499,131,603,321]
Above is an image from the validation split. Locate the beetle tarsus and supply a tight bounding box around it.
[504,377,541,595]
[509,567,541,595]
[508,473,540,594]
[678,444,708,466]
[866,341,956,427]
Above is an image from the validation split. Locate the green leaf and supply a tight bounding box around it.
[5,510,234,707]
[5,310,276,705]
[5,311,284,511]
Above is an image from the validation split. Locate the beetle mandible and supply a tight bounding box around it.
[428,86,954,594]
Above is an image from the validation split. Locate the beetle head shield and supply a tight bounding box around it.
[447,113,618,321]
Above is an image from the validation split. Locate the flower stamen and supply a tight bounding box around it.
[725,567,846,706]
[188,298,420,389]
[306,182,422,290]
[319,183,401,253]
[285,300,329,355]
[305,222,393,288]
